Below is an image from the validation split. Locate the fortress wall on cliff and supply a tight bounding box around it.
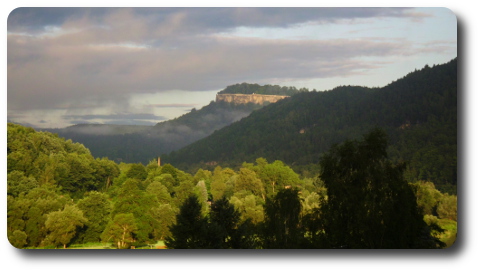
[216,93,289,105]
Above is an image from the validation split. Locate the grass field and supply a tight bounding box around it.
[25,240,168,249]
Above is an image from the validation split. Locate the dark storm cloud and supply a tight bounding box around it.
[8,7,108,33]
[8,7,418,33]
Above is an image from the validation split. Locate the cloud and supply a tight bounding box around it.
[7,32,415,111]
[7,7,451,125]
[62,113,167,126]
[104,120,160,126]
[64,113,165,120]
[146,103,199,108]
[8,7,421,35]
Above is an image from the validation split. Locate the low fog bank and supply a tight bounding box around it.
[48,124,152,136]
[47,101,263,164]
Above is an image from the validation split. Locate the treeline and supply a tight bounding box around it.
[7,124,456,249]
[7,123,119,199]
[163,59,457,194]
[218,82,308,96]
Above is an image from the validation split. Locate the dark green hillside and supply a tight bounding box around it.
[163,59,457,192]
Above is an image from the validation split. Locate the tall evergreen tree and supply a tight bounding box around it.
[209,197,242,248]
[165,195,212,249]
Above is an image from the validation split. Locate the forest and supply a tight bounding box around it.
[7,123,456,249]
[46,57,457,199]
[7,59,457,249]
[162,58,457,195]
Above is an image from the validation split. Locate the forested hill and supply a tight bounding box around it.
[218,83,308,96]
[45,83,307,164]
[162,58,457,193]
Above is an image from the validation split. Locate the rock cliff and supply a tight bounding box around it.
[216,93,288,105]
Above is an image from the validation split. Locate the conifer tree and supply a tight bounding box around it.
[165,195,211,249]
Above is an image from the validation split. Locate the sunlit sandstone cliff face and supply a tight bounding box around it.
[216,93,288,105]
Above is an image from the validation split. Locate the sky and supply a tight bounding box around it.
[7,7,457,128]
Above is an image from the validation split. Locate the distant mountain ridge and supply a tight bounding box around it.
[46,83,300,164]
[162,59,457,192]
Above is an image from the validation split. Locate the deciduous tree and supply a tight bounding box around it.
[45,205,88,248]
[262,188,303,248]
[126,163,148,181]
[8,230,28,249]
[76,192,112,243]
[234,168,265,201]
[7,170,38,197]
[150,204,177,240]
[112,179,158,244]
[146,181,172,205]
[437,194,457,221]
[211,167,235,201]
[319,128,444,248]
[101,213,138,249]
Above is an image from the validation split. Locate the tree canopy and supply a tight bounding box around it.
[318,128,445,249]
